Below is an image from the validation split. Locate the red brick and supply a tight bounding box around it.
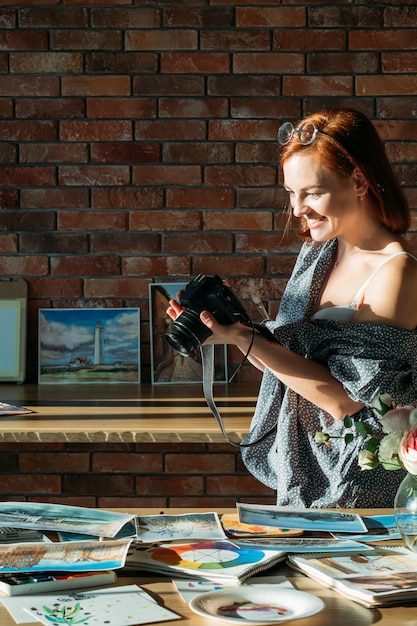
[62,76,130,96]
[161,52,230,74]
[203,210,272,231]
[58,210,127,231]
[193,256,264,277]
[86,52,157,74]
[384,6,417,27]
[159,98,228,119]
[0,99,13,118]
[20,234,88,254]
[50,30,122,51]
[205,165,276,187]
[236,233,301,255]
[0,143,16,162]
[122,256,190,277]
[0,234,18,253]
[350,29,417,51]
[0,76,59,96]
[163,7,233,28]
[63,474,134,496]
[206,475,274,496]
[91,233,160,255]
[163,142,233,164]
[19,8,88,28]
[132,166,201,186]
[0,30,47,50]
[234,53,304,74]
[126,30,197,51]
[10,52,82,73]
[0,256,48,276]
[90,7,160,29]
[91,143,160,164]
[30,278,83,299]
[135,475,204,496]
[382,52,417,74]
[51,256,121,277]
[201,30,270,51]
[274,29,345,51]
[16,98,84,119]
[135,120,205,141]
[21,143,88,164]
[208,75,281,96]
[60,121,132,142]
[0,475,61,494]
[87,97,157,119]
[84,278,152,299]
[59,166,130,186]
[134,75,205,96]
[0,166,56,186]
[236,7,305,27]
[20,452,90,473]
[356,75,417,96]
[209,120,278,141]
[21,188,89,209]
[309,6,381,28]
[92,188,163,210]
[283,76,352,96]
[93,452,162,473]
[130,210,201,231]
[166,188,235,209]
[162,233,232,254]
[308,53,379,75]
[0,120,56,141]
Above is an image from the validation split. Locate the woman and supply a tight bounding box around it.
[168,108,417,507]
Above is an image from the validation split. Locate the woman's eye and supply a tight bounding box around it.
[308,192,320,199]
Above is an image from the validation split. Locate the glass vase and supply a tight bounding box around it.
[394,472,417,552]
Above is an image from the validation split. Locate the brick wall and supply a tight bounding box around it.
[0,1,416,506]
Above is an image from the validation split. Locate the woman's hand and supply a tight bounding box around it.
[166,298,184,321]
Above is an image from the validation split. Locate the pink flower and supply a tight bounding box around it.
[379,405,417,434]
[399,425,417,475]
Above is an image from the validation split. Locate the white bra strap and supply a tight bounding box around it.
[352,251,417,304]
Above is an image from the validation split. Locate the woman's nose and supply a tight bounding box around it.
[292,195,308,218]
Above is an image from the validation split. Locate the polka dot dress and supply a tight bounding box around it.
[241,239,417,508]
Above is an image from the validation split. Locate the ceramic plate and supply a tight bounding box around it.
[189,586,324,624]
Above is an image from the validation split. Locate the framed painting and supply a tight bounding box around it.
[38,308,140,384]
[149,282,227,385]
[0,279,27,383]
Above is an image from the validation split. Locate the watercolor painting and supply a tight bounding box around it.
[38,308,140,384]
[149,282,227,384]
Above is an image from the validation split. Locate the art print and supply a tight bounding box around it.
[149,282,227,384]
[38,308,140,384]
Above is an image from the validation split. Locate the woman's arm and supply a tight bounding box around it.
[198,309,364,421]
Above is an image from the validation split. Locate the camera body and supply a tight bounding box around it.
[165,274,251,357]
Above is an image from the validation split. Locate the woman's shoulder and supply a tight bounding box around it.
[356,246,417,329]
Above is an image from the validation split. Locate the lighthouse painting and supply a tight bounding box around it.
[38,308,140,384]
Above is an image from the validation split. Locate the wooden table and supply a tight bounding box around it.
[0,383,258,443]
[0,508,414,626]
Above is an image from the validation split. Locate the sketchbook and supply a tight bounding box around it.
[124,539,287,584]
[288,546,417,607]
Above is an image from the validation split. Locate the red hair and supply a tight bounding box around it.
[279,108,410,237]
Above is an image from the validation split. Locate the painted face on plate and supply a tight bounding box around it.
[283,152,363,243]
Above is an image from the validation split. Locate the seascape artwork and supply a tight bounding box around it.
[38,308,140,384]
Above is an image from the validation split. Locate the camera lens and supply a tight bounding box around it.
[165,309,212,357]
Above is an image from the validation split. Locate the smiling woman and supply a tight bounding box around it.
[167,108,417,509]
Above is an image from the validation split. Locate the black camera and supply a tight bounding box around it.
[165,274,251,357]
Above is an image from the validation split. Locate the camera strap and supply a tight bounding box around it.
[201,342,277,449]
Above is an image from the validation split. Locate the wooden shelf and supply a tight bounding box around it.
[0,383,258,443]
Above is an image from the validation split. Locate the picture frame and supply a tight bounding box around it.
[0,279,27,383]
[149,282,227,385]
[38,308,140,384]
